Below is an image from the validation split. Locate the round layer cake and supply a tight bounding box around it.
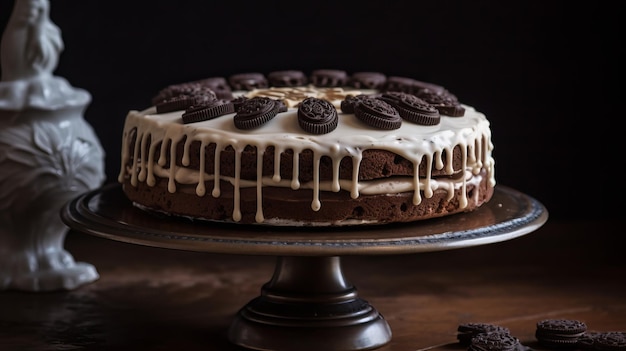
[118,70,495,226]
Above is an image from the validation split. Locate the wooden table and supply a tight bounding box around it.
[0,219,623,350]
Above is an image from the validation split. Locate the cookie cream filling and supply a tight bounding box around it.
[119,87,495,224]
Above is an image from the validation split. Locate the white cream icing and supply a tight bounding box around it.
[118,86,495,224]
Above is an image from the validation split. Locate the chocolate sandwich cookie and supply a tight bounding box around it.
[535,319,587,348]
[267,70,308,87]
[151,83,217,106]
[417,89,465,117]
[378,91,440,125]
[156,93,215,114]
[310,69,348,87]
[297,97,338,134]
[233,96,279,129]
[229,72,269,91]
[349,71,387,89]
[577,332,602,350]
[382,76,420,94]
[340,94,373,113]
[192,77,234,100]
[354,97,402,130]
[411,80,446,94]
[383,76,446,95]
[274,99,288,113]
[231,96,249,112]
[181,99,235,124]
[593,332,626,351]
[457,322,511,346]
[377,91,408,106]
[469,331,521,351]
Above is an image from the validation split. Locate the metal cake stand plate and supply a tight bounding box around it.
[61,183,547,351]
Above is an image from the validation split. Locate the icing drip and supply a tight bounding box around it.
[291,147,300,190]
[330,144,341,192]
[256,149,264,222]
[212,140,222,197]
[413,161,421,205]
[350,153,361,199]
[312,154,321,211]
[459,144,468,209]
[233,145,242,222]
[196,140,206,196]
[272,147,281,182]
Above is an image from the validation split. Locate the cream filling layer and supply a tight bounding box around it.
[128,162,480,197]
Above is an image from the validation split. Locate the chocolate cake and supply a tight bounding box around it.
[118,70,495,226]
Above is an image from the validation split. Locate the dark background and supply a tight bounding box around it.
[1,1,620,221]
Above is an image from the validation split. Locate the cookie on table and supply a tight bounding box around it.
[577,332,602,350]
[593,331,626,351]
[469,330,521,351]
[457,322,511,346]
[535,319,587,348]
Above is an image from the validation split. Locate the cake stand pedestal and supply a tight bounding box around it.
[61,183,547,351]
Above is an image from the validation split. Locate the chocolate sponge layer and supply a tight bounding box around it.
[121,172,493,226]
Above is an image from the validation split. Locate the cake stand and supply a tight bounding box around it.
[61,183,548,351]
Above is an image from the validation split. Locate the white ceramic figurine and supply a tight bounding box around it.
[0,0,106,291]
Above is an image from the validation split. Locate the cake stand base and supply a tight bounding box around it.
[61,183,548,351]
[229,256,391,351]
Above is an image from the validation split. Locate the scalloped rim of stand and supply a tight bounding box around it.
[61,183,548,256]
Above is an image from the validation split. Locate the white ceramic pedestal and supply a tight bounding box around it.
[0,99,105,291]
[0,0,106,291]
